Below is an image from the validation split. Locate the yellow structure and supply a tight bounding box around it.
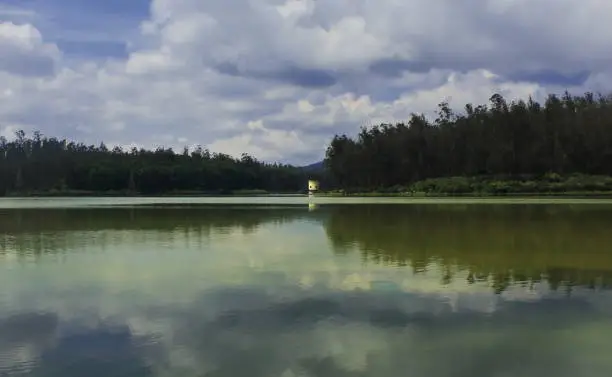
[308,180,319,193]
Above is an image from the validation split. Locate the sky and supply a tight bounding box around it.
[1,0,612,165]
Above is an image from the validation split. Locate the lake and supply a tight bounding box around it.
[2,197,612,376]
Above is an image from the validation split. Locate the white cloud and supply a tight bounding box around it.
[0,0,612,163]
[0,22,59,76]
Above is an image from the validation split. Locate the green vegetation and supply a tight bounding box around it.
[0,131,324,196]
[319,173,612,196]
[324,91,612,195]
[408,173,612,196]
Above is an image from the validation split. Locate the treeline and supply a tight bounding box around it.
[324,91,612,193]
[0,131,316,195]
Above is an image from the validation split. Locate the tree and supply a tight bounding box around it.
[324,90,612,192]
[0,131,310,196]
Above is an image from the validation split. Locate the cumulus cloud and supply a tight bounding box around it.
[0,22,59,76]
[0,0,612,163]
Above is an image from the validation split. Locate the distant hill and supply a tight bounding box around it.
[301,161,324,171]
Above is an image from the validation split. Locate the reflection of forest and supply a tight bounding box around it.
[0,205,313,233]
[4,203,612,293]
[323,204,612,293]
[0,205,316,255]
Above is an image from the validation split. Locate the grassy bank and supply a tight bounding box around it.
[319,173,612,197]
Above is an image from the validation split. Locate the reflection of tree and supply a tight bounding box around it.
[0,205,318,255]
[323,204,612,293]
[5,203,612,293]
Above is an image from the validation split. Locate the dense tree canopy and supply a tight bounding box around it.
[324,92,612,191]
[0,131,318,195]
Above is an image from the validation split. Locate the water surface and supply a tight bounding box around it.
[2,198,612,376]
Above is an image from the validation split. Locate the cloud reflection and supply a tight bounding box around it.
[2,204,612,376]
[2,284,610,377]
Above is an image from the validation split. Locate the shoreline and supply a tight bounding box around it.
[316,191,612,198]
[2,190,300,198]
[4,191,612,199]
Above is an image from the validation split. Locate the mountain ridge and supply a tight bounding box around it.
[301,161,324,171]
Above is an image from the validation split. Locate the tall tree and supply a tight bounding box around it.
[324,91,612,191]
[0,132,312,195]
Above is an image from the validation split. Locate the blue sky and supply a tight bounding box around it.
[0,0,149,57]
[1,0,611,164]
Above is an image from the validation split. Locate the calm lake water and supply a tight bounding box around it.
[2,197,612,376]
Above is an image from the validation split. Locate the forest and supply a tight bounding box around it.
[0,131,318,196]
[324,91,612,194]
[5,91,612,196]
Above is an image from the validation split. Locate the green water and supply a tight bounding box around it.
[2,197,612,376]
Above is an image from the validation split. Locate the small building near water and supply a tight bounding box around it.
[308,179,320,194]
